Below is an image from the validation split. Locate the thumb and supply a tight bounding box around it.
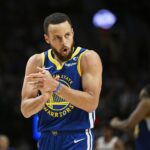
[54,75,60,81]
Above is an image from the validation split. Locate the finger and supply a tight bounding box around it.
[32,84,44,91]
[37,67,46,74]
[27,73,44,79]
[28,79,44,85]
[37,67,45,73]
[36,84,44,89]
[28,81,35,85]
[28,81,39,85]
[37,67,51,75]
[27,77,43,83]
[54,75,60,81]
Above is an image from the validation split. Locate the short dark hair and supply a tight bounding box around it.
[139,84,150,100]
[43,12,72,34]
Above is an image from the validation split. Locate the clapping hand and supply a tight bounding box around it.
[27,67,59,96]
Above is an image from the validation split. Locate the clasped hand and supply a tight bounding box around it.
[27,67,59,95]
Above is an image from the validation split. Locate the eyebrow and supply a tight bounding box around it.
[53,32,70,37]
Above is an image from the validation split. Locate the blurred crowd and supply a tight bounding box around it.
[0,0,150,149]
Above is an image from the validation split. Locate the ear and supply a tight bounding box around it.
[44,34,50,44]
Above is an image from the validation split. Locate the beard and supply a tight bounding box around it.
[51,42,74,62]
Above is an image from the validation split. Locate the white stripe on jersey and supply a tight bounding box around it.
[89,129,93,150]
[89,111,95,128]
[93,111,96,120]
[85,129,91,150]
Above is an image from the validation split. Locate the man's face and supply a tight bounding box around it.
[103,127,113,139]
[44,21,74,61]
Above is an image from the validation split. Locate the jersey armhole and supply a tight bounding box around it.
[77,50,88,76]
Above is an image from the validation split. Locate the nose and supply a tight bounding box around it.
[61,36,67,45]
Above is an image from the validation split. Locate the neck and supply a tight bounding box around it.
[51,51,64,65]
[104,136,112,143]
[55,55,64,65]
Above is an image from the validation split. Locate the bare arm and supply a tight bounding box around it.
[111,99,150,130]
[57,50,102,112]
[21,54,51,118]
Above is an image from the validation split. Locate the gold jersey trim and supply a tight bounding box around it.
[47,47,81,70]
[77,50,88,76]
[134,124,140,138]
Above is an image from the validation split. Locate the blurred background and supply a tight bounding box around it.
[0,0,150,149]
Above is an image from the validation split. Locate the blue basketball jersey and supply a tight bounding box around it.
[134,117,150,150]
[38,47,95,133]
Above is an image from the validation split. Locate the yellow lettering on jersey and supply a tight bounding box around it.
[66,107,71,113]
[44,104,75,118]
[55,112,59,117]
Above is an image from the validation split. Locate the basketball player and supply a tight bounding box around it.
[110,85,150,150]
[21,12,102,150]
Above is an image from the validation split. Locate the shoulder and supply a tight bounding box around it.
[82,50,101,61]
[139,98,150,108]
[139,99,150,110]
[28,53,42,63]
[27,53,42,66]
[134,98,150,117]
[25,53,43,74]
[80,50,102,72]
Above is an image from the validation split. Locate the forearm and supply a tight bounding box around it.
[115,119,132,131]
[117,112,143,130]
[57,84,99,112]
[21,95,48,118]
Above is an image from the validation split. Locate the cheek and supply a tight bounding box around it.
[50,42,61,50]
[68,37,73,45]
[53,42,61,48]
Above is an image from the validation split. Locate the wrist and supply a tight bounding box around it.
[53,82,62,94]
[42,92,51,102]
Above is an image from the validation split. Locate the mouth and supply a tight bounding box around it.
[61,47,69,56]
[63,48,68,52]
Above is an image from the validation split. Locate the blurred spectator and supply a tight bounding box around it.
[0,135,9,150]
[95,124,124,150]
